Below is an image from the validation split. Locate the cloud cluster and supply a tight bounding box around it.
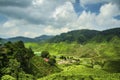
[0,0,120,38]
[0,0,32,7]
[80,0,120,7]
[68,3,120,30]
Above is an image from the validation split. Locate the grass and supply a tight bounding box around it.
[25,40,120,80]
[30,56,61,78]
[25,42,80,56]
[25,41,120,59]
[38,65,120,80]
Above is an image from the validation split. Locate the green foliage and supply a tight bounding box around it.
[25,35,120,75]
[48,28,120,43]
[30,56,61,78]
[38,65,120,80]
[18,72,35,80]
[1,75,15,80]
[48,58,56,66]
[41,51,50,58]
[48,29,100,43]
[59,55,66,60]
[25,37,120,61]
[1,59,21,78]
[0,41,35,79]
[103,59,120,72]
[1,28,120,80]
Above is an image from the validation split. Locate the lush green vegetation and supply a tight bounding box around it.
[25,36,120,59]
[25,29,120,80]
[25,36,120,80]
[38,65,120,80]
[0,41,61,80]
[1,28,120,80]
[48,28,120,43]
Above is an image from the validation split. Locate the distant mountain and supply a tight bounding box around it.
[34,35,54,42]
[0,35,54,42]
[6,36,34,42]
[0,38,3,41]
[1,28,120,43]
[49,29,100,43]
[49,28,120,43]
[0,38,6,43]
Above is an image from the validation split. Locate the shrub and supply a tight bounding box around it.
[41,51,50,58]
[48,58,56,66]
[1,75,15,80]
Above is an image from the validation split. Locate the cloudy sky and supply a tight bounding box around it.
[0,0,120,38]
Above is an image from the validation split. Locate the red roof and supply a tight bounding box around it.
[44,58,49,62]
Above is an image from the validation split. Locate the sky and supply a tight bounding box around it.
[0,0,120,38]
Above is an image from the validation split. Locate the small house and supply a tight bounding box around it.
[44,58,49,62]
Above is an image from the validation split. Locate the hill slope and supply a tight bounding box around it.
[49,28,120,43]
[38,65,120,80]
[34,35,54,42]
[0,35,53,42]
[6,36,34,42]
[1,28,120,43]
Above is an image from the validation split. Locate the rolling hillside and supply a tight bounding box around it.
[1,28,120,43]
[0,35,53,42]
[49,28,120,43]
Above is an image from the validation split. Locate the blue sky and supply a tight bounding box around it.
[0,0,120,38]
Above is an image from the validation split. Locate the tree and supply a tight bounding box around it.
[1,59,21,79]
[14,40,25,48]
[41,51,50,58]
[1,75,15,80]
[59,55,66,60]
[48,58,56,66]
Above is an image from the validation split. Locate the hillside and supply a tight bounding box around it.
[0,35,53,43]
[34,35,54,42]
[25,28,120,58]
[1,27,120,80]
[49,28,120,43]
[6,36,35,42]
[38,65,120,80]
[0,41,61,79]
[1,28,120,43]
[91,28,120,42]
[0,38,5,43]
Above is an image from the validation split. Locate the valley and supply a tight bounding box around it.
[0,28,120,80]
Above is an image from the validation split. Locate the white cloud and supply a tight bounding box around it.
[96,3,120,29]
[3,20,16,28]
[24,32,38,37]
[44,26,70,35]
[51,1,77,28]
[0,0,120,38]
[99,3,120,18]
[0,0,32,7]
[67,3,120,30]
[52,2,76,20]
[32,0,44,5]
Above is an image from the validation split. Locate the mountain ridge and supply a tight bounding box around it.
[0,28,120,43]
[0,35,54,43]
[48,28,120,43]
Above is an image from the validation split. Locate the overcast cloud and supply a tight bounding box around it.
[0,0,120,38]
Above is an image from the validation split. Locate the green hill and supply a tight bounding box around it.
[48,28,120,43]
[49,29,100,43]
[0,35,53,43]
[38,65,120,80]
[25,36,120,59]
